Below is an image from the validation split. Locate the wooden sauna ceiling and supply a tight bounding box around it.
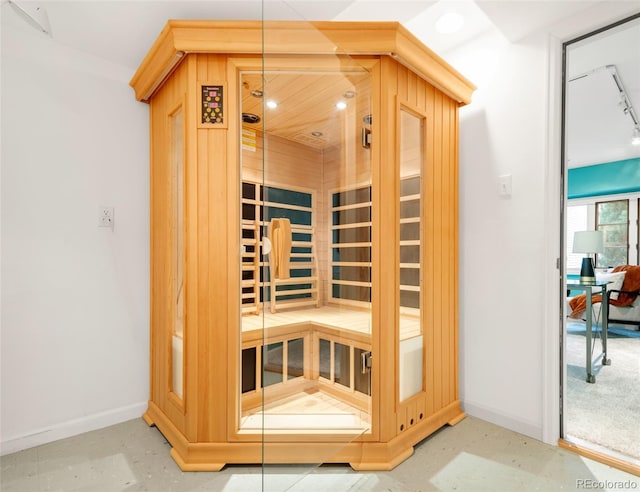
[241,72,371,151]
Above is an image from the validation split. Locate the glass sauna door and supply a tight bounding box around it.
[238,23,375,483]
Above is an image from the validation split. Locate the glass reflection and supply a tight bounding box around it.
[239,68,373,434]
[398,107,425,402]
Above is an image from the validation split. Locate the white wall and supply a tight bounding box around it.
[447,3,640,441]
[1,13,149,453]
[451,29,548,438]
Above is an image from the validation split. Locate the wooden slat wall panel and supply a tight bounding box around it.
[321,73,375,308]
[424,83,436,418]
[320,145,340,303]
[195,125,211,438]
[321,141,372,308]
[149,87,162,412]
[444,93,459,408]
[225,56,242,445]
[149,59,190,434]
[193,54,231,442]
[432,89,444,412]
[241,131,323,188]
[387,60,460,430]
[378,57,398,441]
[441,108,450,404]
[241,130,324,306]
[183,56,198,442]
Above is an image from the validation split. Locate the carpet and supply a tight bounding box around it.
[565,320,640,460]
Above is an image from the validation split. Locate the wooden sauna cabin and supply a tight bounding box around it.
[130,20,475,471]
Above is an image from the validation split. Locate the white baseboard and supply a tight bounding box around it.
[2,400,544,456]
[0,402,147,456]
[462,400,543,442]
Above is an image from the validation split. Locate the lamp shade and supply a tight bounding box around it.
[572,230,603,254]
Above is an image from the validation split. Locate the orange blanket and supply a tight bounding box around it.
[569,264,640,318]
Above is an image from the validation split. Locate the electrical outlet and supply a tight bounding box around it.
[99,206,114,229]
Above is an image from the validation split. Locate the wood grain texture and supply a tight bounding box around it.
[141,26,467,468]
[148,59,191,436]
[386,59,461,439]
[559,439,640,476]
[130,21,475,105]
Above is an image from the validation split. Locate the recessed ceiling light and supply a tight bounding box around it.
[311,131,323,137]
[336,101,347,110]
[250,89,263,98]
[343,91,356,98]
[435,12,464,34]
[266,100,278,109]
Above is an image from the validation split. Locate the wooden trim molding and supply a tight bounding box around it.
[559,439,640,477]
[130,21,475,104]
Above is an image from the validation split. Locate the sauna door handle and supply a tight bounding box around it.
[361,351,372,374]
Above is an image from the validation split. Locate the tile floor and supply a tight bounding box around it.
[1,416,639,491]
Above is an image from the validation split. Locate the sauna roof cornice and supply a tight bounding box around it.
[130,20,476,105]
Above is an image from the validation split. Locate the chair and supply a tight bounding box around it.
[604,265,640,328]
[606,288,640,326]
[569,265,640,329]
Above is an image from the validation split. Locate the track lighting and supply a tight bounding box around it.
[606,67,640,147]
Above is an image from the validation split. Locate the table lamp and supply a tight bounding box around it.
[572,230,604,283]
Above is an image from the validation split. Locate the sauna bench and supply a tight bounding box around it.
[238,305,424,427]
[239,314,373,432]
[241,305,421,341]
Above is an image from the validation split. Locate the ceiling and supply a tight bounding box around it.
[565,18,640,167]
[3,0,639,164]
[241,71,372,150]
[2,0,614,71]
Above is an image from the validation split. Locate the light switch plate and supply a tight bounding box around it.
[498,174,512,196]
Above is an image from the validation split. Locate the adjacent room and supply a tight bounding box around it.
[562,15,640,465]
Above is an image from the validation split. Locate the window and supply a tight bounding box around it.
[596,199,628,267]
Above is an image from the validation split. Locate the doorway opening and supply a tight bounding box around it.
[560,13,640,469]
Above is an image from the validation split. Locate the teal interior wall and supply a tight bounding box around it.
[568,158,640,199]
